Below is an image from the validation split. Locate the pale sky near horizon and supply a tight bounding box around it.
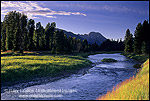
[1,1,149,40]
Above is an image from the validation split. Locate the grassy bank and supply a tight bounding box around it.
[1,55,91,86]
[97,59,149,100]
[122,53,149,63]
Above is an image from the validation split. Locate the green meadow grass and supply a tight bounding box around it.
[1,55,91,85]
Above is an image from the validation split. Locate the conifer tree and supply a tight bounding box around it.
[45,23,51,50]
[19,13,27,53]
[49,22,56,51]
[27,19,35,50]
[142,20,149,54]
[34,22,42,50]
[1,22,6,51]
[55,30,65,54]
[133,23,143,54]
[124,29,133,53]
[141,41,146,54]
[82,39,88,52]
[39,26,45,50]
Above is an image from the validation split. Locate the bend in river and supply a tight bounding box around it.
[1,53,139,100]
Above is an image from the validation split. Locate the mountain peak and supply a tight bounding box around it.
[89,32,103,37]
[56,28,107,45]
[80,32,107,45]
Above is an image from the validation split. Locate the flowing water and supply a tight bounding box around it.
[1,53,138,100]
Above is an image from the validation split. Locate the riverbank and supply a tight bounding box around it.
[1,51,123,95]
[121,53,149,63]
[1,64,92,94]
[1,55,92,88]
[98,59,149,100]
[74,51,123,58]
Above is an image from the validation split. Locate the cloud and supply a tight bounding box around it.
[46,15,57,18]
[23,10,86,18]
[48,2,148,15]
[1,1,86,19]
[101,5,146,15]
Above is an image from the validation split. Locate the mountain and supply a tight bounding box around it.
[56,28,107,45]
[80,32,107,45]
[62,29,84,40]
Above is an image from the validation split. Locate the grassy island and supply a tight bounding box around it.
[101,58,117,62]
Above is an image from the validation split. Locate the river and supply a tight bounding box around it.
[1,53,138,100]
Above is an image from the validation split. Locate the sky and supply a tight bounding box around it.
[1,1,149,40]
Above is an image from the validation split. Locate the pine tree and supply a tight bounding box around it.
[82,39,88,52]
[13,27,20,51]
[19,13,27,53]
[39,26,45,50]
[92,42,98,51]
[1,22,6,51]
[133,23,143,54]
[55,30,65,54]
[4,11,16,50]
[63,34,69,53]
[76,39,82,53]
[51,31,56,54]
[34,22,42,50]
[67,36,73,53]
[124,29,133,53]
[72,37,77,52]
[45,23,51,50]
[49,22,56,51]
[27,19,35,50]
[141,41,146,54]
[142,20,149,54]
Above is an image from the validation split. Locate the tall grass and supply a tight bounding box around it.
[122,52,149,63]
[97,59,149,100]
[1,55,91,85]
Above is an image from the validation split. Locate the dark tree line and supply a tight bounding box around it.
[124,20,149,54]
[99,39,124,51]
[1,11,101,54]
[4,11,145,54]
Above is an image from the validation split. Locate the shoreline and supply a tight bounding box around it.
[1,64,93,93]
[121,53,149,63]
[2,51,142,94]
[0,51,124,92]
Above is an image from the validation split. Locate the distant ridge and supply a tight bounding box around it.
[56,28,107,45]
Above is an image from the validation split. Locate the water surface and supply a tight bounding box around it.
[1,53,138,100]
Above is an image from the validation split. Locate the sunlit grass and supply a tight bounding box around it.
[1,55,91,85]
[97,59,149,100]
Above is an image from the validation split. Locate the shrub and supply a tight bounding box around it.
[133,63,141,69]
